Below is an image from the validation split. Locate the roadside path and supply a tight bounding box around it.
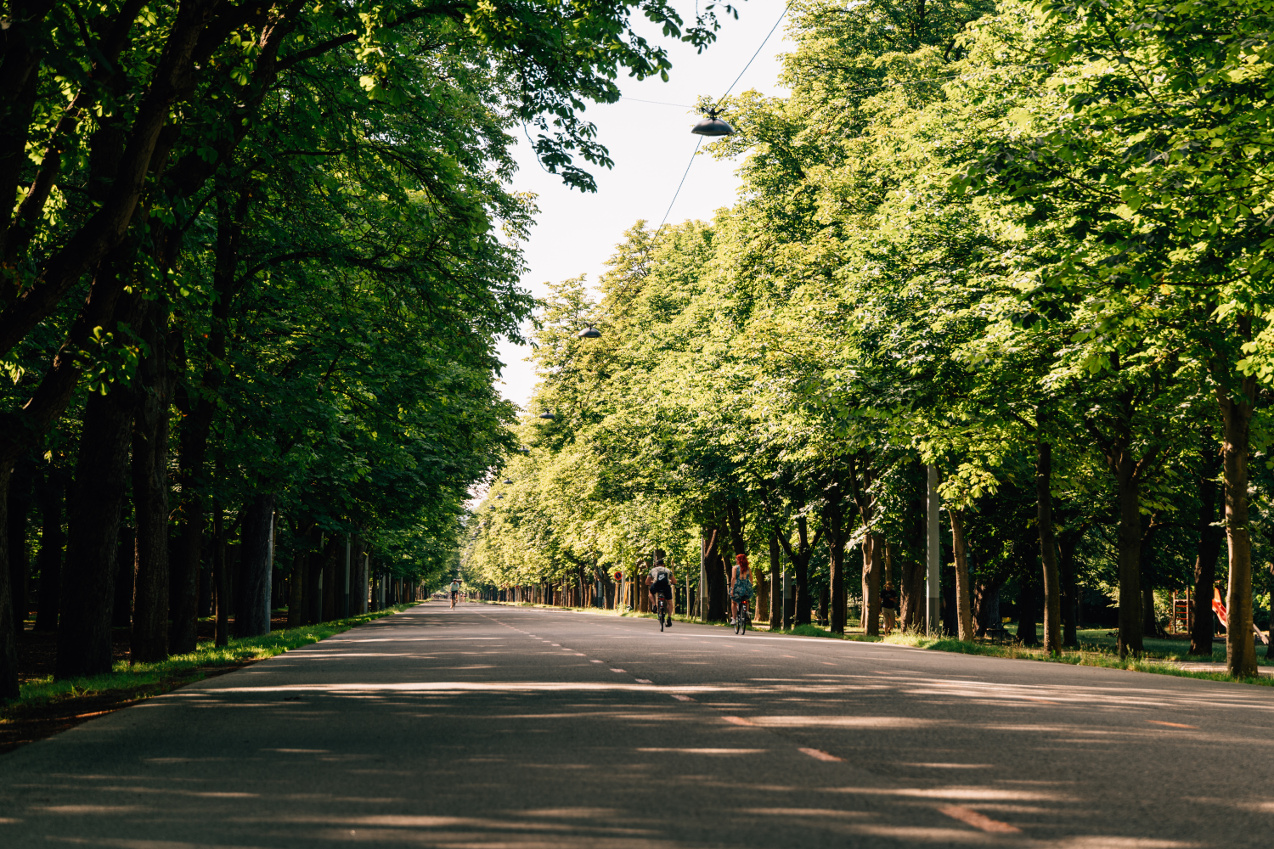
[2,602,1271,847]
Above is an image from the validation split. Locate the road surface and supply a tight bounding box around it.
[2,602,1272,847]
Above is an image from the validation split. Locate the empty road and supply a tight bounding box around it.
[2,602,1272,847]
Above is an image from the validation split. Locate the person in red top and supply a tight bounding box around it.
[730,553,753,625]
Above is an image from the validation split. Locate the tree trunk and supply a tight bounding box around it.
[1218,375,1258,677]
[1189,448,1223,655]
[1017,568,1039,646]
[0,462,17,698]
[1058,529,1081,647]
[33,468,65,632]
[861,532,883,637]
[6,457,35,631]
[322,534,338,621]
[768,530,781,630]
[353,542,368,614]
[973,577,1003,638]
[1036,439,1062,654]
[1114,455,1144,658]
[900,462,927,632]
[701,525,727,621]
[287,543,307,629]
[233,493,274,637]
[170,404,211,653]
[213,504,229,646]
[793,516,813,626]
[823,496,848,635]
[130,297,172,663]
[112,527,135,629]
[949,509,974,642]
[56,379,134,679]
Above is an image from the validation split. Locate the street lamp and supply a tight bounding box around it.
[577,324,601,339]
[539,411,557,421]
[691,109,734,137]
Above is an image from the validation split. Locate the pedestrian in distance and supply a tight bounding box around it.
[881,581,899,635]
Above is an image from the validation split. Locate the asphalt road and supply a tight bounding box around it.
[2,602,1273,848]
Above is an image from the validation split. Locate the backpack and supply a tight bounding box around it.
[652,566,670,583]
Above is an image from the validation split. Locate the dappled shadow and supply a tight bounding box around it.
[0,604,1268,847]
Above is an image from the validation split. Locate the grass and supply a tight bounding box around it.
[3,605,413,718]
[879,631,1274,687]
[1071,628,1274,664]
[477,599,1273,686]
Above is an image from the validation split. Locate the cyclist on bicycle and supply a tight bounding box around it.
[730,553,754,625]
[450,579,461,608]
[645,559,675,627]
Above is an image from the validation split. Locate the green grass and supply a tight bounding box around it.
[1070,627,1274,664]
[880,631,1274,687]
[4,605,413,717]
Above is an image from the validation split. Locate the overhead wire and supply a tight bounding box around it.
[654,2,793,233]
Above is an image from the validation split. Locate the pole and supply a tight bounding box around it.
[927,464,941,635]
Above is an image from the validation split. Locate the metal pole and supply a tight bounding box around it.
[927,464,941,635]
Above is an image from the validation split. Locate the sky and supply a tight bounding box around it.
[494,1,795,408]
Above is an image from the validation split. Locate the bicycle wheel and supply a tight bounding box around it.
[659,602,665,631]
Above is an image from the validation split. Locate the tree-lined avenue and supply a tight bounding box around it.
[2,603,1272,847]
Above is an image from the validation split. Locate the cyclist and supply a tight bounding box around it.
[450,578,461,608]
[730,553,754,625]
[645,559,675,627]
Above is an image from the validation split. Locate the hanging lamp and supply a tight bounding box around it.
[691,109,734,137]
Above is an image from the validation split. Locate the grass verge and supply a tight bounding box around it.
[2,605,413,730]
[880,632,1274,687]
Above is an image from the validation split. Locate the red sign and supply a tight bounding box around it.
[614,571,622,582]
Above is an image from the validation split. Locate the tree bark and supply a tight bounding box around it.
[768,529,782,630]
[0,462,17,698]
[1058,528,1081,647]
[822,495,848,635]
[1036,439,1062,654]
[1189,448,1223,655]
[287,542,307,629]
[949,509,975,641]
[212,503,229,646]
[6,457,35,632]
[130,297,172,663]
[1114,454,1144,658]
[56,379,135,679]
[233,493,275,637]
[861,532,883,637]
[32,468,65,632]
[352,541,368,614]
[322,534,338,621]
[701,525,727,622]
[1017,567,1039,646]
[1218,373,1258,677]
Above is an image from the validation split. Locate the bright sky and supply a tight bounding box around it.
[495,1,794,408]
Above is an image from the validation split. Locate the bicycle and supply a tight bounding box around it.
[656,596,670,631]
[734,597,749,635]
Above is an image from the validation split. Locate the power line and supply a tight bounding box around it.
[656,136,704,232]
[620,96,697,109]
[653,3,791,234]
[713,2,792,111]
